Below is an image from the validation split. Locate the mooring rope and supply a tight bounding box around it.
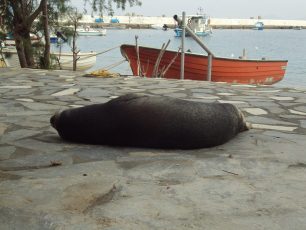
[56,45,121,66]
[101,59,127,70]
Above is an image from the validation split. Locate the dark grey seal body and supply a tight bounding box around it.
[50,93,248,149]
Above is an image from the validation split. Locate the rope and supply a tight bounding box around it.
[55,45,121,67]
[82,45,121,59]
[101,59,126,70]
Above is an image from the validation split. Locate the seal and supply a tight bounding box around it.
[50,93,249,149]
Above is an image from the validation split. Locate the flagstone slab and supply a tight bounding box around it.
[1,129,41,144]
[293,106,306,113]
[251,123,298,132]
[247,116,297,126]
[289,109,306,116]
[77,88,109,98]
[0,146,16,160]
[0,122,9,136]
[270,96,295,101]
[242,108,268,115]
[16,98,34,103]
[51,88,80,97]
[217,93,235,96]
[0,86,32,89]
[218,100,247,104]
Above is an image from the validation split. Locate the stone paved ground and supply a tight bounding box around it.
[0,68,306,230]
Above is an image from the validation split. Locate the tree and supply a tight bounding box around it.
[0,0,142,69]
[65,7,82,71]
[40,0,70,69]
[1,1,44,67]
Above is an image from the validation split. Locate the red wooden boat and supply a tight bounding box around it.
[120,44,288,85]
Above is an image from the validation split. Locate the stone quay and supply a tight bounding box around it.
[1,67,306,229]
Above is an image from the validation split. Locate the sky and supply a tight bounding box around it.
[72,0,306,20]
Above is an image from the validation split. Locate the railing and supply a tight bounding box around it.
[174,12,214,81]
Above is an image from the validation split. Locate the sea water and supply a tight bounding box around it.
[52,28,306,88]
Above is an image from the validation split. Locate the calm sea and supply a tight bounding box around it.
[52,29,306,88]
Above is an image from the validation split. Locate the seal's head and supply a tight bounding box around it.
[50,111,61,130]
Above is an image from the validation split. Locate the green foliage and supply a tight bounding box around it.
[84,0,142,16]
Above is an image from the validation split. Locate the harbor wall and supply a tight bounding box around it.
[77,15,306,29]
[210,18,306,29]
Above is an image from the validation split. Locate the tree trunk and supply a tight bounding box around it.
[72,22,78,71]
[14,33,28,68]
[23,31,35,67]
[42,0,50,69]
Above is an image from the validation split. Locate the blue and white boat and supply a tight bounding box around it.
[253,21,264,30]
[174,15,212,37]
[76,26,106,36]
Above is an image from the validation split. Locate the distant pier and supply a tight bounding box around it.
[75,15,306,29]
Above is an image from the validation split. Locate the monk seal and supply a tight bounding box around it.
[50,93,249,149]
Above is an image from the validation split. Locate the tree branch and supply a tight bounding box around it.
[27,0,45,24]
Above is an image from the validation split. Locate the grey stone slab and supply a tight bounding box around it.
[0,88,10,94]
[295,98,306,103]
[0,85,32,89]
[46,100,69,106]
[247,116,297,126]
[279,114,305,119]
[242,108,268,115]
[266,106,286,114]
[65,145,129,164]
[0,152,73,171]
[0,122,9,135]
[289,109,306,116]
[1,129,41,144]
[16,98,34,102]
[190,88,214,94]
[192,93,220,100]
[270,96,295,101]
[164,92,188,98]
[88,97,111,103]
[0,146,16,160]
[278,102,304,107]
[218,100,247,104]
[31,95,55,100]
[51,88,80,96]
[77,88,110,98]
[18,119,50,129]
[8,138,64,152]
[20,102,62,111]
[300,120,306,129]
[185,98,217,103]
[251,123,297,132]
[293,106,306,113]
[149,88,182,94]
[248,101,278,108]
[5,111,51,117]
[262,130,306,143]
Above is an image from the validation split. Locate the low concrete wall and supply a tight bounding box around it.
[210,18,306,29]
[77,15,306,29]
[80,15,175,25]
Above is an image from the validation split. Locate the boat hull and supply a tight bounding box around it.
[77,29,107,36]
[120,44,288,85]
[2,48,96,71]
[174,28,211,37]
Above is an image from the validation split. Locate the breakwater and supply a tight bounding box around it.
[75,15,306,29]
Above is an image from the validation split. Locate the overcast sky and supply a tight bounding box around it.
[73,0,306,20]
